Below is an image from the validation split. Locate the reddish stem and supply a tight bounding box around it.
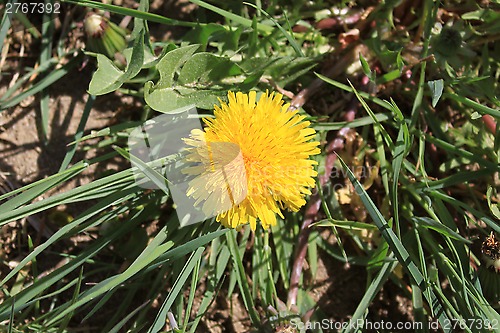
[287,103,357,309]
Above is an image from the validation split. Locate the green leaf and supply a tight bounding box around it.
[367,241,390,270]
[188,0,273,34]
[88,29,146,95]
[337,154,425,287]
[244,2,304,57]
[144,45,226,113]
[61,0,199,28]
[486,186,500,220]
[462,8,500,22]
[378,69,401,83]
[444,92,500,119]
[312,113,390,130]
[428,79,444,107]
[108,302,148,333]
[389,100,410,236]
[154,45,199,89]
[38,8,54,143]
[429,190,500,234]
[144,45,232,113]
[178,53,241,85]
[113,146,169,195]
[308,231,319,279]
[343,258,398,333]
[226,230,260,324]
[316,73,393,111]
[471,111,482,120]
[0,161,88,212]
[412,217,472,243]
[359,53,373,80]
[148,248,204,333]
[0,54,81,110]
[270,218,293,290]
[44,226,175,325]
[131,0,149,40]
[182,23,227,48]
[188,237,230,333]
[59,95,95,171]
[312,219,378,231]
[346,80,394,149]
[88,54,123,95]
[0,194,139,320]
[0,167,137,227]
[144,86,223,113]
[0,188,137,288]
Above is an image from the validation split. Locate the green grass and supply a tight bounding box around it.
[0,0,499,332]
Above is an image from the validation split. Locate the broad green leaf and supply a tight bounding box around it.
[145,85,224,113]
[182,23,227,48]
[87,54,123,95]
[144,45,231,113]
[154,44,199,89]
[88,29,146,95]
[178,53,240,85]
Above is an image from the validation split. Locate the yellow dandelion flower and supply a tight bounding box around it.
[182,91,320,230]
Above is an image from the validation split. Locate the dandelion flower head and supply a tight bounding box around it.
[182,91,320,230]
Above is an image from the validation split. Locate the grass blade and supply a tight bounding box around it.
[148,247,204,333]
[59,95,95,171]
